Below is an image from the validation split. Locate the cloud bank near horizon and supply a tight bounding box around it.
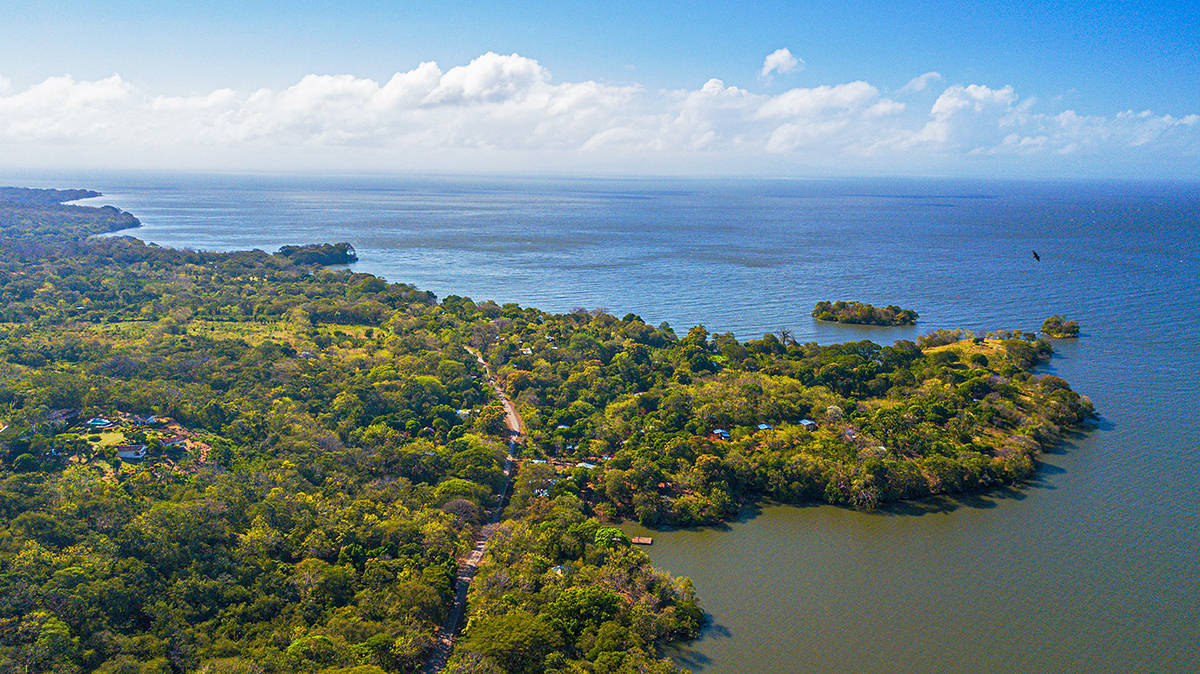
[1,51,1196,176]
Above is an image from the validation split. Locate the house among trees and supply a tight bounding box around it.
[115,444,147,460]
[132,414,164,427]
[800,419,817,429]
[757,423,773,431]
[86,417,114,429]
[46,408,80,426]
[709,428,730,442]
[162,435,188,448]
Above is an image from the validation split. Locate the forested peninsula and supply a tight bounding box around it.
[0,188,1093,673]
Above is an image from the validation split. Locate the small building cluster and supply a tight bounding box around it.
[708,419,816,442]
[708,428,730,442]
[86,417,115,430]
[40,409,197,464]
[114,445,147,460]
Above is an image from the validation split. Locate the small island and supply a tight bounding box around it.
[275,242,358,265]
[813,300,918,326]
[1042,315,1080,338]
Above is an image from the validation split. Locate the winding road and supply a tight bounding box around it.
[423,347,523,673]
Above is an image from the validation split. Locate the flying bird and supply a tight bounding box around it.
[1032,250,1041,262]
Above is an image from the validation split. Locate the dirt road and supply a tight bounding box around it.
[423,346,523,673]
[465,346,525,442]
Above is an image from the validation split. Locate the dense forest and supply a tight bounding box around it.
[277,243,359,266]
[812,300,918,326]
[0,188,1093,672]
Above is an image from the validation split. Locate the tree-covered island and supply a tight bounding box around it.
[812,300,919,326]
[277,242,359,265]
[1041,315,1080,339]
[0,188,1093,673]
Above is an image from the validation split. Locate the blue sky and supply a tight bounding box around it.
[1,1,1197,176]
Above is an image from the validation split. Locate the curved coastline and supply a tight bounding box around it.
[0,183,1113,671]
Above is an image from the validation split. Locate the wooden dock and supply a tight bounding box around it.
[631,536,653,545]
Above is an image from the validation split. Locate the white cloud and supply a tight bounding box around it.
[0,74,132,139]
[152,89,237,111]
[899,71,942,94]
[759,48,802,83]
[930,84,1018,116]
[893,83,1200,162]
[865,100,906,117]
[0,53,1195,176]
[424,52,548,104]
[756,82,880,118]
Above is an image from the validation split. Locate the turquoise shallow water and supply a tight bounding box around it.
[5,171,1199,671]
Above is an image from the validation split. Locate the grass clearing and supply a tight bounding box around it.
[88,430,128,447]
[925,338,1008,361]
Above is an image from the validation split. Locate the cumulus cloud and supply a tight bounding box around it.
[0,74,133,139]
[899,71,942,94]
[0,53,1196,176]
[756,81,881,118]
[759,48,802,83]
[889,82,1199,162]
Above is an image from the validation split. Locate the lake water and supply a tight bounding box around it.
[6,170,1200,671]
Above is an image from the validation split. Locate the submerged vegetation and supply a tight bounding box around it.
[812,300,918,326]
[0,188,1093,672]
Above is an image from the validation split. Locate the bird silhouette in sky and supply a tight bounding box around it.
[1032,250,1041,262]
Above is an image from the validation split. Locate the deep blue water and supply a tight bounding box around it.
[5,171,1200,671]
